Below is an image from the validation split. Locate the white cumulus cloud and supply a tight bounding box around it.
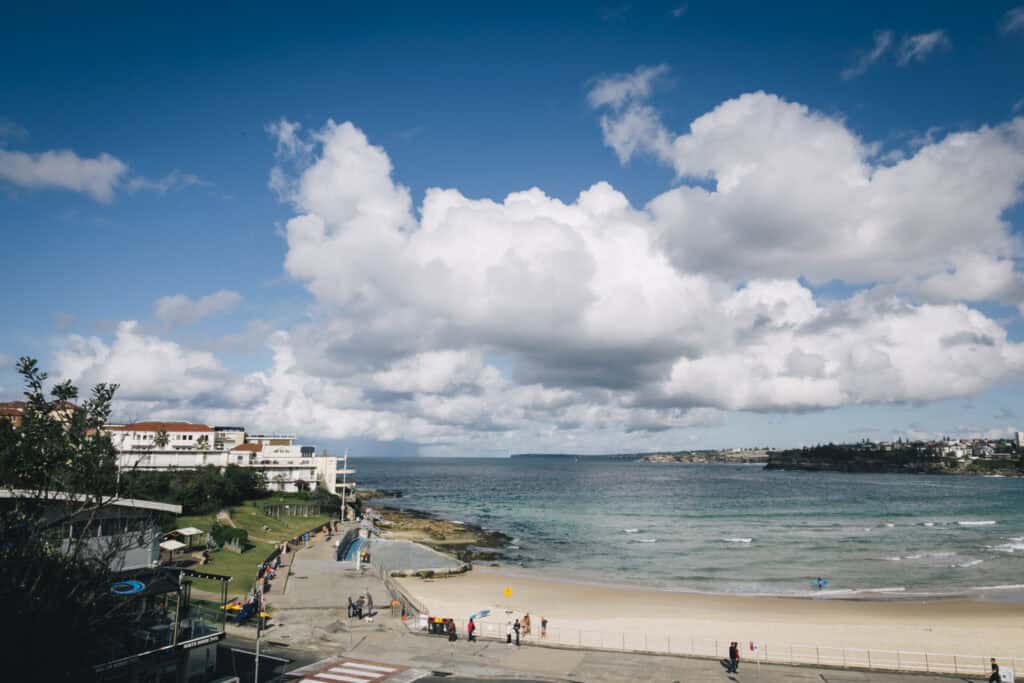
[0,148,127,202]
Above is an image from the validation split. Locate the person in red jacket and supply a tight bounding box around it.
[467,617,476,642]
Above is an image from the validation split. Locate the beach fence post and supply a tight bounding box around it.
[867,650,872,670]
[896,651,901,669]
[842,648,847,668]
[924,652,928,672]
[952,655,957,674]
[644,633,648,652]
[621,633,625,650]
[715,640,719,657]
[690,637,694,655]
[789,645,793,664]
[816,646,820,665]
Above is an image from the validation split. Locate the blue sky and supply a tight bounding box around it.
[2,2,1024,455]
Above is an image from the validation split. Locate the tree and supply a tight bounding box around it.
[196,433,209,450]
[154,428,170,449]
[294,478,310,492]
[0,357,147,679]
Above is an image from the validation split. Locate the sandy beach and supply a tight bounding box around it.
[395,565,1024,660]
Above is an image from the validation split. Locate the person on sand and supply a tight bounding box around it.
[447,620,457,642]
[541,616,548,638]
[989,658,1000,683]
[467,617,476,642]
[506,620,512,644]
[727,641,739,673]
[513,619,521,646]
[346,596,354,618]
[522,612,531,636]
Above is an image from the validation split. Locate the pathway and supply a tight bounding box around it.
[228,533,1000,682]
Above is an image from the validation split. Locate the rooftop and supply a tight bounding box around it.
[0,489,182,513]
[109,421,214,433]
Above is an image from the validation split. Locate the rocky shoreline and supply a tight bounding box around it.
[366,500,513,563]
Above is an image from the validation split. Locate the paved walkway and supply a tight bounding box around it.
[229,536,998,682]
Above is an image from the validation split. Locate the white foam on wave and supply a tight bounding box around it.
[922,522,936,527]
[451,520,464,525]
[634,538,658,543]
[989,537,1024,553]
[884,523,895,528]
[816,586,906,598]
[951,559,983,568]
[623,528,640,534]
[970,584,1024,591]
[722,538,753,544]
[958,520,996,526]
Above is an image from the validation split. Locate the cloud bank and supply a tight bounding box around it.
[52,75,1024,453]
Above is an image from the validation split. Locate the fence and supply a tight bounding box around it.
[421,615,1022,677]
[374,562,428,620]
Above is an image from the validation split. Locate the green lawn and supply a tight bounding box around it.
[171,496,332,597]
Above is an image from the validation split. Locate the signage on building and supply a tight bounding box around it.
[180,633,225,650]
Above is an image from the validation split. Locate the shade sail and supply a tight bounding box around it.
[173,527,204,537]
[160,539,187,551]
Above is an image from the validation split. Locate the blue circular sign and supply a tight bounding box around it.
[111,580,146,595]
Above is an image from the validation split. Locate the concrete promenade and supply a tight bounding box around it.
[227,532,996,682]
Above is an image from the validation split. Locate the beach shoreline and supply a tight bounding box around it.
[394,564,1024,659]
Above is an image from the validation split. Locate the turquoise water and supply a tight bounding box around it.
[356,457,1024,597]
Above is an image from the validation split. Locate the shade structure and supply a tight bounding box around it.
[173,527,204,537]
[159,539,187,551]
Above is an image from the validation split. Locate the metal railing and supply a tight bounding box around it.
[419,616,1022,676]
[375,562,428,619]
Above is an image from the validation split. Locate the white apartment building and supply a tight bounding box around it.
[107,421,339,494]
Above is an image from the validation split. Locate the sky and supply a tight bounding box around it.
[2,2,1024,456]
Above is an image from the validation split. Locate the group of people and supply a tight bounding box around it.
[255,552,282,594]
[439,613,549,646]
[501,613,548,645]
[347,590,375,620]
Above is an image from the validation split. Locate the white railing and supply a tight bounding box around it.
[425,617,1022,676]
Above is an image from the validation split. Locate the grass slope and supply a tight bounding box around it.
[174,496,332,596]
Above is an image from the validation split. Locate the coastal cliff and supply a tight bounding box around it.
[766,443,1024,476]
[512,449,770,463]
[640,450,769,464]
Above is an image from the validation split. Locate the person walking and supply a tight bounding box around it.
[989,658,1001,683]
[522,612,531,636]
[467,617,476,642]
[505,620,512,644]
[513,619,521,646]
[447,620,457,642]
[726,641,740,673]
[346,596,354,618]
[541,616,548,638]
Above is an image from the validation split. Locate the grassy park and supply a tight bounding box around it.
[175,495,333,596]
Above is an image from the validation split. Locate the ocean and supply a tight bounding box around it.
[355,457,1024,598]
